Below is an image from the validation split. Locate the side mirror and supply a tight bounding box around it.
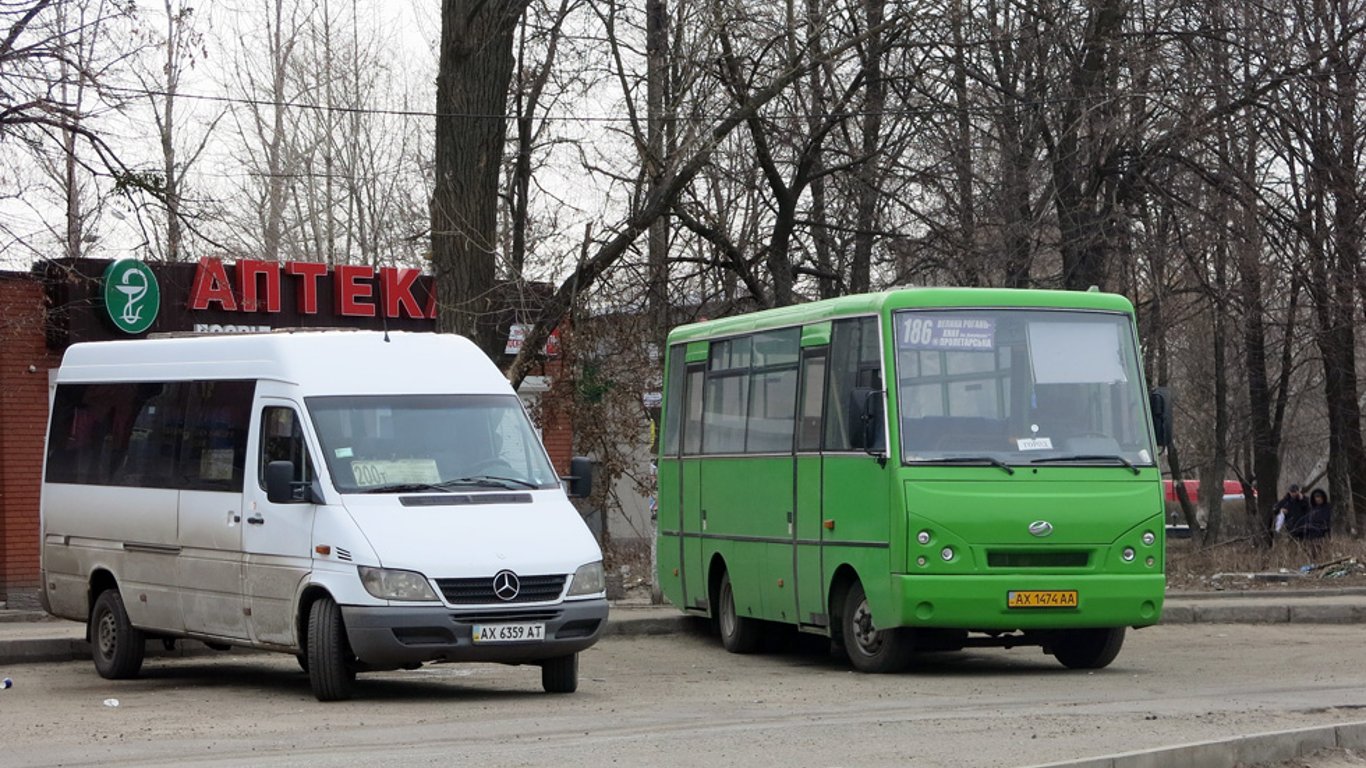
[266,460,302,504]
[848,387,886,455]
[1150,387,1173,448]
[564,456,593,499]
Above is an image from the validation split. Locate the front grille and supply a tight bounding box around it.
[449,609,562,623]
[986,551,1090,568]
[435,574,567,605]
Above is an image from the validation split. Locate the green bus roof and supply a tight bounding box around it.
[666,287,1136,345]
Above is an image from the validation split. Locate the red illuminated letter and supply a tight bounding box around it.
[425,283,438,320]
[380,267,424,319]
[237,259,281,313]
[189,258,237,311]
[285,261,329,315]
[336,265,376,317]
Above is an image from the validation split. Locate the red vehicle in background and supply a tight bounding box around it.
[1163,480,1254,537]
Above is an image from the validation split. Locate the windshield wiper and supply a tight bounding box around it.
[909,456,1015,475]
[357,482,454,494]
[1030,454,1141,476]
[440,475,541,490]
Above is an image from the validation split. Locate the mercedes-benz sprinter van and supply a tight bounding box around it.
[40,330,607,701]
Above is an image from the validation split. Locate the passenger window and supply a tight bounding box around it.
[682,367,704,455]
[180,380,256,491]
[746,368,797,452]
[259,407,314,488]
[797,353,827,451]
[661,346,685,456]
[824,318,882,451]
[702,371,748,453]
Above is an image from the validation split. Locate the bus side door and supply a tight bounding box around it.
[680,363,707,610]
[794,348,828,628]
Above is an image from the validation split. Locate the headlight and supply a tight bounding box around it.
[566,561,605,597]
[358,566,439,601]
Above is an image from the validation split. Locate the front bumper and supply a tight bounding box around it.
[342,598,609,668]
[888,574,1163,631]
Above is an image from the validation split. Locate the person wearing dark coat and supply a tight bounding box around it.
[1274,484,1310,538]
[1301,488,1332,559]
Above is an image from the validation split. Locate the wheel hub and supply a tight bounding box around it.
[852,600,881,654]
[97,611,117,658]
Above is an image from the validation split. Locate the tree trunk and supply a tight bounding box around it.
[849,0,885,294]
[432,0,530,358]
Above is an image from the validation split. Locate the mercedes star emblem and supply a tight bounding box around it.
[492,570,521,601]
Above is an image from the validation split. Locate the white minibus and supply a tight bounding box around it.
[39,330,607,701]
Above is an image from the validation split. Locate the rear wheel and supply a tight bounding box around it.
[307,597,356,701]
[717,571,762,654]
[840,582,913,673]
[91,589,145,679]
[1051,627,1125,670]
[541,653,578,693]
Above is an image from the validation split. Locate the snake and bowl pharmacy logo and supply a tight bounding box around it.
[102,259,160,334]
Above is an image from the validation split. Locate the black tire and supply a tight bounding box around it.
[541,653,578,693]
[296,653,310,673]
[840,582,913,673]
[1051,627,1125,670]
[91,589,145,680]
[307,597,355,701]
[717,571,762,654]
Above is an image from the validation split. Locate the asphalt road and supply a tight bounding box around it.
[2,623,1364,768]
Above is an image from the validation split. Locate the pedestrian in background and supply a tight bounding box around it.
[1301,487,1332,561]
[1273,484,1309,539]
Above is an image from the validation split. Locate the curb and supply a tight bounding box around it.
[1021,720,1366,768]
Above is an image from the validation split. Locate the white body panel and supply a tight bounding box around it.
[39,331,605,660]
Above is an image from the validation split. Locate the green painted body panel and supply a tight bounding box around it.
[656,459,684,609]
[666,288,1134,347]
[681,460,704,608]
[793,454,824,625]
[801,322,832,347]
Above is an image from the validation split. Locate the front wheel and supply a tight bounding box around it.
[717,571,762,654]
[91,589,145,679]
[840,582,913,673]
[307,597,356,701]
[541,653,578,693]
[1051,627,1125,669]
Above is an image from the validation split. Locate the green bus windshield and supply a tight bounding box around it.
[893,308,1153,467]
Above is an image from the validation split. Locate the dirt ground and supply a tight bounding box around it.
[6,624,1366,767]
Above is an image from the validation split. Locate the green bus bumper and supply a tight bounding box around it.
[888,573,1164,631]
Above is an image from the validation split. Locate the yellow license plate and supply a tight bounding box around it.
[1007,590,1078,608]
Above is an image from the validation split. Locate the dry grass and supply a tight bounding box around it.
[1167,534,1366,592]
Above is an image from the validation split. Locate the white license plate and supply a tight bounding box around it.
[471,622,546,644]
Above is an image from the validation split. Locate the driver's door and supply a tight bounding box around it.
[242,402,317,647]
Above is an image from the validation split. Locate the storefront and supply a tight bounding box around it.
[0,258,569,606]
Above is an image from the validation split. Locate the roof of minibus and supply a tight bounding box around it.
[666,287,1135,344]
[55,330,513,396]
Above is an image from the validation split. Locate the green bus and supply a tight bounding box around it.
[655,288,1170,672]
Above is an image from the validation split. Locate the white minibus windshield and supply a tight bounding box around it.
[307,394,559,494]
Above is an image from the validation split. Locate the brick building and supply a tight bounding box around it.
[0,258,572,607]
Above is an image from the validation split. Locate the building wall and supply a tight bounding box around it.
[0,276,61,604]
